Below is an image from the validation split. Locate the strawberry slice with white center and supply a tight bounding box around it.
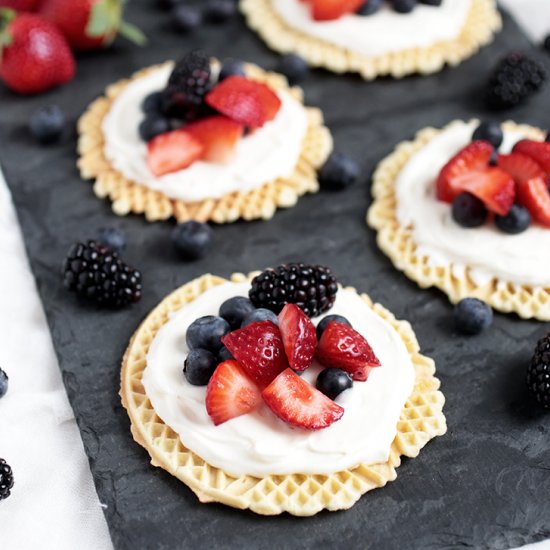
[308,0,365,21]
[316,322,380,381]
[262,369,344,430]
[147,129,204,176]
[513,140,550,172]
[205,360,262,426]
[277,304,317,372]
[185,115,244,164]
[497,152,547,184]
[221,321,288,388]
[205,76,282,129]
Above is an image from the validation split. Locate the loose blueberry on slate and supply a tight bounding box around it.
[184,349,218,385]
[29,105,65,145]
[204,0,236,23]
[316,314,351,340]
[186,316,230,353]
[318,152,359,190]
[219,59,246,81]
[452,192,488,228]
[316,368,353,400]
[171,221,214,260]
[96,227,127,255]
[219,296,256,329]
[241,308,278,328]
[454,298,493,335]
[0,368,8,398]
[356,0,383,15]
[472,121,503,149]
[495,204,531,234]
[139,115,171,142]
[142,91,163,114]
[393,0,417,13]
[172,5,202,33]
[218,345,234,362]
[278,54,309,85]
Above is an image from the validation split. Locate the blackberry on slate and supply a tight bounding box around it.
[0,459,14,501]
[527,334,550,408]
[249,264,338,318]
[62,241,142,307]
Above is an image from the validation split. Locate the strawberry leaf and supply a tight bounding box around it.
[119,20,147,46]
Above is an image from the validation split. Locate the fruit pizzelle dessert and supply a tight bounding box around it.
[121,264,446,515]
[78,50,332,224]
[240,0,501,80]
[369,120,550,321]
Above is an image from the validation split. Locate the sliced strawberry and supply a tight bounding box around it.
[513,140,550,173]
[221,321,288,388]
[277,304,317,372]
[147,129,203,176]
[308,0,364,21]
[185,115,244,164]
[497,152,547,184]
[462,168,516,216]
[205,76,281,129]
[262,369,344,430]
[316,322,380,381]
[517,177,550,227]
[205,360,262,426]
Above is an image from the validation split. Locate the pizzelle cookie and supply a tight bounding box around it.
[78,59,332,224]
[240,0,501,80]
[368,120,550,321]
[120,271,446,516]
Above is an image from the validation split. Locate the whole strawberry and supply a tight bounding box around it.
[0,9,75,94]
[40,0,145,51]
[0,0,41,11]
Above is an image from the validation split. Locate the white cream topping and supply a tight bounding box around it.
[395,120,550,288]
[102,65,308,202]
[271,0,471,57]
[143,282,415,477]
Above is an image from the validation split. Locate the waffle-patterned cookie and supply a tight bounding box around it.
[78,63,332,224]
[120,273,446,516]
[240,0,501,80]
[367,120,550,321]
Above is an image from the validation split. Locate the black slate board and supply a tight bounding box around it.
[1,2,550,549]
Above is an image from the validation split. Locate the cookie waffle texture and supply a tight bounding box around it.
[120,273,447,516]
[77,63,332,224]
[367,120,550,321]
[240,0,501,80]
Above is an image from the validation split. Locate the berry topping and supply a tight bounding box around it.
[262,369,344,430]
[453,298,493,335]
[222,321,288,388]
[472,121,503,149]
[241,308,278,327]
[219,296,256,329]
[316,322,381,381]
[62,241,142,307]
[217,345,234,362]
[185,115,244,163]
[527,334,550,409]
[206,360,262,425]
[495,204,531,235]
[316,314,351,340]
[0,459,14,501]
[278,53,309,85]
[139,114,172,142]
[171,221,214,261]
[206,75,282,129]
[219,59,246,81]
[142,91,163,114]
[249,264,338,317]
[451,192,488,228]
[184,348,218,386]
[96,227,127,255]
[278,304,317,372]
[147,129,204,176]
[204,0,237,23]
[172,4,202,33]
[497,151,547,184]
[0,368,8,399]
[319,152,360,190]
[516,176,550,228]
[307,0,364,21]
[186,316,230,353]
[357,0,383,15]
[393,0,417,13]
[316,368,353,400]
[29,105,65,145]
[512,140,550,173]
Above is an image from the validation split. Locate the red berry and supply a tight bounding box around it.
[0,0,41,11]
[497,152,547,184]
[308,0,364,21]
[517,177,550,227]
[513,140,550,173]
[146,129,204,176]
[463,168,516,216]
[277,304,317,372]
[316,322,380,381]
[262,369,344,430]
[205,360,262,426]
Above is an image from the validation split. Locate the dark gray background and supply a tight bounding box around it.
[0,2,549,549]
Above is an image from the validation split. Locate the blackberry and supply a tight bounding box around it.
[485,52,546,110]
[161,50,213,121]
[62,241,142,308]
[527,334,550,408]
[249,264,338,318]
[0,459,14,501]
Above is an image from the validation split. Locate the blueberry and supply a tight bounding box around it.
[172,5,202,32]
[139,115,171,142]
[97,227,127,254]
[142,91,163,114]
[316,368,353,400]
[184,349,218,385]
[452,192,488,228]
[419,0,442,5]
[171,221,214,260]
[454,298,493,335]
[316,314,351,340]
[186,316,230,353]
[278,54,309,85]
[393,0,417,13]
[319,152,359,190]
[495,204,531,234]
[219,296,256,329]
[241,308,278,327]
[218,345,234,362]
[30,105,65,145]
[0,368,8,398]
[219,59,246,81]
[356,0,383,15]
[205,0,236,23]
[472,121,503,149]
